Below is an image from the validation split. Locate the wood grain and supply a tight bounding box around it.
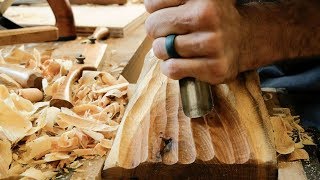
[4,4,147,37]
[103,54,277,179]
[50,39,107,108]
[47,0,77,40]
[0,26,58,46]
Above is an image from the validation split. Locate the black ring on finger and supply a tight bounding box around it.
[165,34,181,58]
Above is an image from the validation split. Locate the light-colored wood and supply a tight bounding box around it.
[0,0,14,15]
[0,73,22,90]
[0,64,43,88]
[70,157,105,180]
[0,22,150,179]
[4,4,148,37]
[50,39,107,108]
[91,27,110,40]
[100,24,152,82]
[278,161,307,180]
[103,54,277,179]
[0,26,58,46]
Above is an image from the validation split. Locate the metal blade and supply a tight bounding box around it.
[0,16,22,29]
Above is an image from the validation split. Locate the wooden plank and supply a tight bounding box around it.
[4,4,147,37]
[0,26,58,46]
[70,157,105,180]
[278,161,307,180]
[102,54,277,179]
[105,162,277,179]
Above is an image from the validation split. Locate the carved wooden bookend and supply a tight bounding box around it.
[103,52,277,179]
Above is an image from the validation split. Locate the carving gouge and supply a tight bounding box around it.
[180,78,213,118]
[0,64,43,89]
[165,34,214,118]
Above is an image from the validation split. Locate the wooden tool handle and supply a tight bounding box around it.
[50,65,96,108]
[0,64,43,89]
[47,0,77,40]
[69,0,127,5]
[91,27,110,41]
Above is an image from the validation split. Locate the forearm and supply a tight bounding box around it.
[238,0,320,72]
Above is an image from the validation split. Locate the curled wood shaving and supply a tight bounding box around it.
[288,149,309,161]
[0,88,32,143]
[270,116,295,154]
[44,152,70,162]
[270,108,315,162]
[0,48,128,179]
[20,135,52,163]
[0,73,22,91]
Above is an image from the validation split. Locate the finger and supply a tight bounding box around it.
[160,58,229,84]
[153,32,221,60]
[144,0,187,13]
[145,4,207,39]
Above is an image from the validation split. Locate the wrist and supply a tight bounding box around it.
[237,1,320,73]
[237,3,285,73]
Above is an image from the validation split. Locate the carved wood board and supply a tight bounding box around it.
[102,54,278,179]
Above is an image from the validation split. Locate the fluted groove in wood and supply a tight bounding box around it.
[228,77,276,164]
[213,85,251,164]
[191,117,215,161]
[162,79,180,165]
[104,60,167,169]
[177,99,196,164]
[140,112,150,164]
[104,54,276,179]
[206,111,236,164]
[148,80,168,162]
[244,72,276,156]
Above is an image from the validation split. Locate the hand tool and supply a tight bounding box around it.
[0,0,21,29]
[49,28,108,108]
[47,0,77,40]
[179,78,213,118]
[0,0,76,46]
[165,34,213,118]
[0,64,43,89]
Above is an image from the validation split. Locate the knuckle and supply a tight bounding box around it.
[209,60,228,79]
[144,0,156,13]
[164,60,181,80]
[195,2,219,28]
[145,17,157,38]
[152,39,164,59]
[215,60,229,77]
[206,33,222,55]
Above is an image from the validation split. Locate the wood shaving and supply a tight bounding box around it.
[0,47,128,179]
[270,108,315,161]
[0,139,12,178]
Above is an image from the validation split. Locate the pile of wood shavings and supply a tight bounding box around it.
[270,108,316,161]
[0,46,128,179]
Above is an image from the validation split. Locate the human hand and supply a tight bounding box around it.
[145,0,247,84]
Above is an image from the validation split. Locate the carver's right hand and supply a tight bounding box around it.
[145,0,249,84]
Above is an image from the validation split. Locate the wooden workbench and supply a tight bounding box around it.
[2,4,317,179]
